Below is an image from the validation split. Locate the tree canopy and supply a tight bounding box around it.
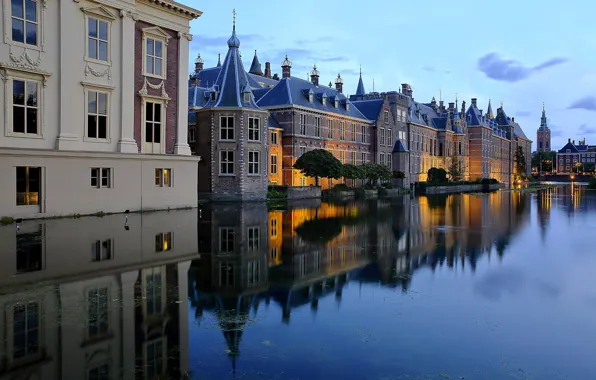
[341,164,365,180]
[293,149,343,185]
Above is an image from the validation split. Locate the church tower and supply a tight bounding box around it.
[536,103,551,152]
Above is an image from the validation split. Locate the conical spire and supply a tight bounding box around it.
[487,99,494,119]
[355,65,365,96]
[227,9,240,48]
[249,50,263,75]
[540,102,548,129]
[217,53,221,67]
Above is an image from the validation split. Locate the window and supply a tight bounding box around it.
[384,110,389,123]
[361,152,366,163]
[314,117,321,137]
[220,116,234,140]
[11,0,38,46]
[270,155,278,174]
[387,129,392,145]
[87,17,109,61]
[219,263,234,287]
[248,227,259,251]
[351,151,356,164]
[12,302,40,360]
[220,151,234,175]
[339,122,345,140]
[91,168,111,188]
[299,176,306,186]
[299,146,306,157]
[388,157,392,170]
[145,38,163,77]
[143,268,163,316]
[352,123,356,141]
[188,128,196,143]
[88,362,110,380]
[155,232,172,252]
[270,131,277,145]
[339,151,345,164]
[380,153,385,166]
[145,339,166,379]
[11,79,39,135]
[145,102,162,146]
[271,218,278,237]
[16,166,40,206]
[380,128,385,145]
[248,260,260,284]
[220,228,234,252]
[327,119,333,138]
[87,287,109,338]
[299,114,306,135]
[361,125,366,143]
[92,239,112,261]
[16,226,42,274]
[155,169,171,187]
[248,151,260,175]
[248,117,260,141]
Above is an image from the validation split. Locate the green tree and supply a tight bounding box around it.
[361,163,392,184]
[392,170,406,179]
[514,146,527,179]
[341,164,365,181]
[532,151,556,173]
[293,149,342,186]
[447,158,461,181]
[427,167,447,183]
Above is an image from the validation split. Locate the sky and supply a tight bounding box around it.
[183,0,594,151]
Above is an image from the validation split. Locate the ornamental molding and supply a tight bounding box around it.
[177,31,192,41]
[138,77,170,103]
[9,48,42,68]
[0,62,51,86]
[85,62,112,80]
[120,9,139,21]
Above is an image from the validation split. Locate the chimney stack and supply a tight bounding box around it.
[568,138,571,143]
[335,73,344,94]
[264,62,272,78]
[281,55,292,78]
[471,98,477,107]
[401,83,413,98]
[310,64,320,86]
[448,102,455,111]
[439,100,445,112]
[194,53,204,73]
[272,73,280,80]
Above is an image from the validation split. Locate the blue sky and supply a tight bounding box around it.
[184,0,594,151]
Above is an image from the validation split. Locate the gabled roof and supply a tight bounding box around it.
[466,103,489,127]
[558,142,579,153]
[351,99,383,121]
[392,139,409,153]
[256,76,369,120]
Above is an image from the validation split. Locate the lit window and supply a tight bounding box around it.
[155,232,172,252]
[380,128,385,145]
[91,168,111,188]
[11,79,39,135]
[248,151,260,175]
[11,0,38,46]
[16,166,40,206]
[270,155,278,174]
[219,116,234,140]
[145,38,164,77]
[155,168,172,187]
[220,150,234,174]
[248,117,260,141]
[87,91,108,139]
[87,17,109,61]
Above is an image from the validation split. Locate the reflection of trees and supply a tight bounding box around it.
[427,194,449,210]
[295,217,344,244]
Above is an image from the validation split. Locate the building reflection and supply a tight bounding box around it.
[190,192,532,371]
[0,210,198,380]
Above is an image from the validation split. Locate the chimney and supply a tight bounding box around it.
[568,138,571,143]
[281,55,292,78]
[194,53,204,73]
[264,62,272,78]
[401,83,413,98]
[439,100,445,113]
[461,100,466,115]
[310,64,320,86]
[471,98,477,107]
[272,73,280,80]
[448,102,455,111]
[335,73,344,94]
[511,117,515,122]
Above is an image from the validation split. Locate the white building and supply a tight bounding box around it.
[0,0,202,219]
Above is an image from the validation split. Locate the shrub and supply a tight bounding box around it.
[268,190,286,199]
[392,170,406,179]
[1,216,15,225]
[332,183,351,192]
[382,182,393,189]
[427,167,447,183]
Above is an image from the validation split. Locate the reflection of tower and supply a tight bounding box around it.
[536,188,552,242]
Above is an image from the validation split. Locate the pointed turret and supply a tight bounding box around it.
[248,50,263,76]
[335,73,344,93]
[540,103,548,129]
[217,53,221,67]
[487,99,494,119]
[310,64,320,86]
[355,66,365,96]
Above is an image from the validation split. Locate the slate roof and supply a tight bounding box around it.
[249,50,263,75]
[355,70,365,96]
[351,99,383,121]
[558,142,580,153]
[256,76,369,120]
[392,139,409,153]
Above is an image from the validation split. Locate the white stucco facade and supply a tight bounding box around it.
[0,0,202,219]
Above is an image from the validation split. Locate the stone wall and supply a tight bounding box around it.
[420,183,506,195]
[286,186,321,200]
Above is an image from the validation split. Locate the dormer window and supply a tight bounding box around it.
[566,149,571,153]
[322,94,327,106]
[244,92,250,103]
[334,99,339,108]
[308,93,313,103]
[210,92,216,102]
[346,102,350,111]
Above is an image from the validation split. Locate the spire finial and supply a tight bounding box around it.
[500,101,504,108]
[232,8,236,31]
[543,102,545,112]
[359,65,362,76]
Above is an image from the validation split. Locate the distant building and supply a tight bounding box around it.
[556,138,596,173]
[537,104,551,152]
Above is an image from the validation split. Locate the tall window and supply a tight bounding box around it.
[145,339,165,379]
[299,114,306,135]
[380,153,385,166]
[144,269,163,316]
[220,228,234,252]
[247,260,260,284]
[271,219,278,237]
[87,18,109,61]
[351,151,356,164]
[248,117,260,141]
[16,166,40,206]
[361,152,366,163]
[220,151,234,174]
[88,288,109,338]
[219,116,234,140]
[155,169,171,187]
[155,232,172,252]
[248,151,260,175]
[16,227,43,273]
[248,227,259,251]
[327,119,333,138]
[270,131,277,145]
[12,302,39,360]
[12,79,38,135]
[339,151,345,164]
[314,117,321,137]
[339,122,345,140]
[380,128,385,145]
[299,146,306,157]
[145,102,161,144]
[11,0,37,46]
[351,123,356,141]
[145,38,163,77]
[361,125,366,143]
[270,155,278,174]
[384,110,389,123]
[87,91,108,139]
[387,129,392,145]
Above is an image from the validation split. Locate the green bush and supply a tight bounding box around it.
[427,167,447,183]
[267,190,286,199]
[1,216,14,225]
[332,183,351,192]
[382,182,393,189]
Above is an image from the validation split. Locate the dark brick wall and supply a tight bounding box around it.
[134,21,179,154]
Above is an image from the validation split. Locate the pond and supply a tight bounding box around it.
[0,184,595,379]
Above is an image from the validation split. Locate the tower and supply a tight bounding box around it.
[537,103,551,152]
[355,66,365,96]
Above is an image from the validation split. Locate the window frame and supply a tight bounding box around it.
[141,27,171,80]
[154,168,172,187]
[90,167,112,188]
[339,121,345,140]
[6,299,43,364]
[4,73,45,139]
[82,8,117,65]
[247,227,260,251]
[141,266,166,318]
[248,117,260,141]
[219,227,235,253]
[143,337,167,380]
[270,154,278,175]
[219,115,235,141]
[219,150,235,176]
[4,0,46,51]
[248,150,260,175]
[270,130,278,145]
[141,99,166,154]
[83,84,113,142]
[85,285,111,340]
[9,0,40,47]
[155,232,173,252]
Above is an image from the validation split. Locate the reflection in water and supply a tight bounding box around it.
[2,188,596,379]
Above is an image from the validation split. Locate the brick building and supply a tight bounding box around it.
[537,104,551,152]
[556,138,596,173]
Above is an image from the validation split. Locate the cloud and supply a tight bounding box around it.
[477,53,568,82]
[422,66,451,74]
[568,96,596,111]
[474,268,561,301]
[578,123,596,134]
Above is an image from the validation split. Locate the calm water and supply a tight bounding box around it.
[1,185,596,379]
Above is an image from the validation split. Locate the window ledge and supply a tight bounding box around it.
[83,137,112,143]
[84,58,112,67]
[247,174,260,177]
[81,332,114,348]
[5,133,43,139]
[217,140,236,143]
[219,174,235,177]
[6,41,42,52]
[143,73,166,81]
[247,139,261,143]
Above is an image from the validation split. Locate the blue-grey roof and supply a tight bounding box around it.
[351,99,383,121]
[355,72,365,96]
[249,51,263,75]
[268,114,282,129]
[188,66,278,92]
[392,139,409,153]
[465,103,490,127]
[558,142,579,153]
[512,120,529,140]
[256,76,369,120]
[188,85,210,108]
